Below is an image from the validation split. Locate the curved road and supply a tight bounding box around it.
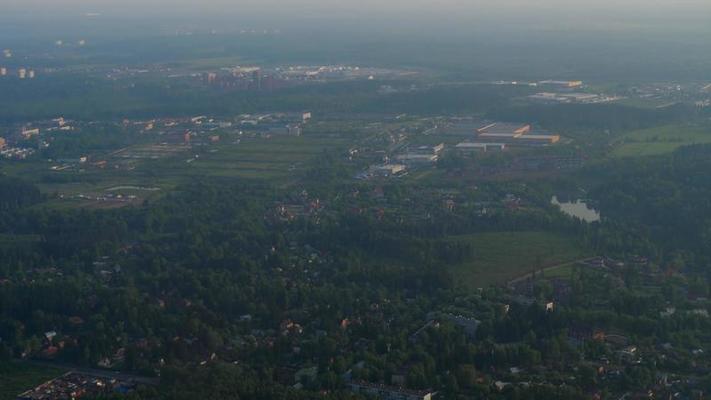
[506,256,600,286]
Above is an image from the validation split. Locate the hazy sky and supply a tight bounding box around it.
[2,0,710,39]
[3,0,710,17]
[0,0,709,81]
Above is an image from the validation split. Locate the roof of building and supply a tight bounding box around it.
[350,381,435,397]
[396,154,438,161]
[478,132,522,138]
[455,142,506,148]
[478,122,530,132]
[518,134,560,140]
[370,164,407,174]
[539,80,583,86]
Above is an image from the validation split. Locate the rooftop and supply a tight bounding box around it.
[455,142,507,148]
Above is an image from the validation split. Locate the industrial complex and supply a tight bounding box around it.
[461,122,560,147]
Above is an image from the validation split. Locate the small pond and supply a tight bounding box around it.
[551,196,600,223]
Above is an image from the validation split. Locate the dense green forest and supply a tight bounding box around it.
[2,144,711,398]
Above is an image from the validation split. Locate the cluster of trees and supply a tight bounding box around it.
[588,144,711,272]
[0,177,42,212]
[1,141,711,398]
[489,103,697,132]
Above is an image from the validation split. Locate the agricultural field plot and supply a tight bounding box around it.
[113,144,192,160]
[181,134,351,180]
[2,128,355,209]
[32,167,172,209]
[541,263,579,280]
[613,97,673,109]
[447,231,591,288]
[612,124,711,158]
[0,363,64,400]
[0,161,52,182]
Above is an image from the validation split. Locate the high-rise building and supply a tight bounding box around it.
[252,69,262,90]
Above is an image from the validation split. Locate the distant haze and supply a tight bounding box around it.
[1,0,710,70]
[2,0,710,20]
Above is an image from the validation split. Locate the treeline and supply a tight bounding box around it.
[488,103,696,132]
[0,77,532,121]
[587,144,711,272]
[0,177,42,211]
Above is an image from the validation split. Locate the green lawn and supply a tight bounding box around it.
[612,124,711,158]
[181,134,349,180]
[448,231,590,288]
[541,263,578,280]
[0,362,64,400]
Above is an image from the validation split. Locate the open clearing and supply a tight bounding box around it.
[0,363,63,400]
[612,124,711,158]
[183,134,348,180]
[3,130,350,210]
[448,231,591,288]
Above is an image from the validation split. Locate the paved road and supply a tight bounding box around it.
[507,257,600,286]
[15,359,159,386]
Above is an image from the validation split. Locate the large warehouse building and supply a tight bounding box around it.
[474,122,560,146]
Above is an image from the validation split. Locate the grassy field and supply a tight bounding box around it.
[183,135,348,180]
[541,263,579,280]
[614,97,673,109]
[612,124,711,158]
[0,362,64,400]
[3,128,352,209]
[448,231,591,288]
